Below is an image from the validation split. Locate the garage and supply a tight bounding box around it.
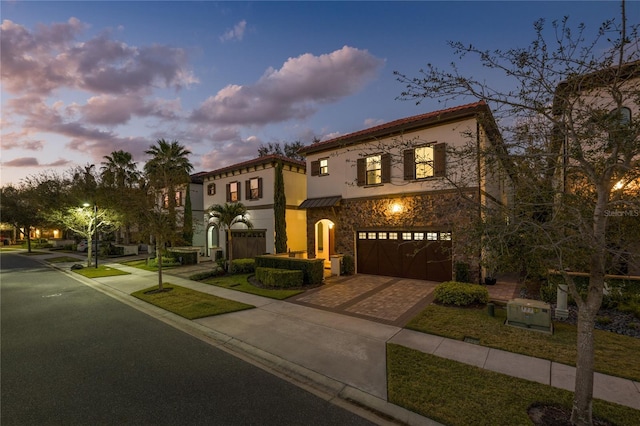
[356,230,452,282]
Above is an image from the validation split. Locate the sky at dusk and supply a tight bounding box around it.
[1,1,637,186]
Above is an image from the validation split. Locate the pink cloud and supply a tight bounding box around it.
[1,18,197,96]
[2,157,71,168]
[191,46,384,125]
[220,20,247,42]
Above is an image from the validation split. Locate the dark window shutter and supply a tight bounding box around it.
[245,180,251,200]
[226,184,231,202]
[357,158,366,186]
[237,182,241,201]
[403,149,415,180]
[258,177,263,198]
[434,143,446,177]
[311,160,320,176]
[381,153,391,183]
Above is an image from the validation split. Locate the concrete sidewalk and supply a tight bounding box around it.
[40,254,640,424]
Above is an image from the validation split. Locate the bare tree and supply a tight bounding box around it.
[395,3,639,425]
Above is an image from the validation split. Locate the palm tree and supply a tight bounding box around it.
[143,139,194,241]
[144,139,193,272]
[208,202,253,271]
[101,150,141,243]
[100,150,140,189]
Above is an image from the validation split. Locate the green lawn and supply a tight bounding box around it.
[120,259,177,272]
[387,344,639,426]
[46,256,83,263]
[72,265,131,278]
[132,284,254,319]
[200,273,304,299]
[406,304,640,381]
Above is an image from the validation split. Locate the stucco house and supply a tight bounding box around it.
[552,60,640,275]
[202,155,307,260]
[298,101,510,282]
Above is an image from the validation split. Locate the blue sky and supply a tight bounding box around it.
[1,1,636,185]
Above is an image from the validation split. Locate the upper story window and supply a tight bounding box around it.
[608,107,632,148]
[226,181,240,202]
[366,155,382,185]
[207,183,216,196]
[162,191,182,208]
[404,143,446,180]
[415,146,434,179]
[320,158,329,175]
[356,153,391,186]
[246,177,263,200]
[311,158,329,176]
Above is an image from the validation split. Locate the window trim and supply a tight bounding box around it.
[404,142,446,180]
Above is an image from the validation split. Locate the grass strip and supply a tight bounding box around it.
[387,344,639,426]
[72,265,131,278]
[120,259,178,272]
[406,304,640,381]
[46,256,83,263]
[132,284,254,319]
[201,273,304,300]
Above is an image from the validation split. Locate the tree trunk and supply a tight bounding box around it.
[227,230,232,272]
[87,234,93,268]
[156,238,164,291]
[570,307,597,425]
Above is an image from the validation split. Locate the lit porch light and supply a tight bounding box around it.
[390,203,403,214]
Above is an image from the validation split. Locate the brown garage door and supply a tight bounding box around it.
[357,230,452,282]
[229,229,267,260]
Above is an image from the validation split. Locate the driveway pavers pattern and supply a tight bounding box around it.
[291,275,439,326]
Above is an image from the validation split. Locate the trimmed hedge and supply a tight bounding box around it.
[341,255,355,275]
[231,258,256,274]
[434,281,489,306]
[256,267,303,288]
[255,255,323,285]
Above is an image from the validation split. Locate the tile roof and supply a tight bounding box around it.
[298,101,490,155]
[201,154,305,178]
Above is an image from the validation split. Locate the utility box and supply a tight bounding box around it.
[506,298,553,334]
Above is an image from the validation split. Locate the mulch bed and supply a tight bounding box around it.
[528,403,614,426]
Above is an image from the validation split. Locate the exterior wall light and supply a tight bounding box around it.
[390,203,403,214]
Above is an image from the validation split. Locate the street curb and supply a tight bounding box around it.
[49,260,438,426]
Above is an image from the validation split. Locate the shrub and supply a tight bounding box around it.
[189,270,223,281]
[148,256,181,268]
[454,262,471,283]
[341,255,355,275]
[539,283,557,304]
[255,256,323,285]
[433,281,489,306]
[255,267,303,288]
[231,258,255,274]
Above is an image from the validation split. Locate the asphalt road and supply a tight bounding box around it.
[1,253,377,425]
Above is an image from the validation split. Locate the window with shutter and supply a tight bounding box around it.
[207,183,216,196]
[319,158,328,175]
[247,177,261,200]
[434,143,446,177]
[404,149,415,180]
[311,160,320,176]
[228,181,239,202]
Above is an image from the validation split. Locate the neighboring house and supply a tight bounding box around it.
[202,155,307,260]
[552,60,640,275]
[298,101,510,282]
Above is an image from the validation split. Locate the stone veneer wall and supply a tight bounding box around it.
[305,190,480,267]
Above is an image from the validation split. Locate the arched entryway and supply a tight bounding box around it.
[314,219,335,267]
[206,224,219,258]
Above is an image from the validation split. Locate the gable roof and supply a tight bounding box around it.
[298,101,492,155]
[201,154,305,179]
